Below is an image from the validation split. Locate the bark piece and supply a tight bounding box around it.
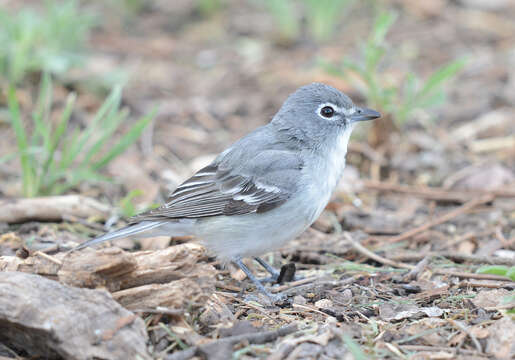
[112,264,215,310]
[0,272,150,360]
[0,195,110,223]
[118,243,209,289]
[0,244,216,311]
[58,247,138,291]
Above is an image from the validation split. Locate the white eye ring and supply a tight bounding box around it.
[316,102,355,119]
[316,103,340,119]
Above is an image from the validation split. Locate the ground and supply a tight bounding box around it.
[0,0,514,359]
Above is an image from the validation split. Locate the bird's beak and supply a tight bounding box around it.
[350,107,381,122]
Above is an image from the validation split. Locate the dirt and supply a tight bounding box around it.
[0,0,514,359]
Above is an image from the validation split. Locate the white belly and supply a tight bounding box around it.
[194,193,318,260]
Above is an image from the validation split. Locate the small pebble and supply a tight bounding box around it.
[314,299,333,308]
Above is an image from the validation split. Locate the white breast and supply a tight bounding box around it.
[325,124,354,190]
[302,124,355,222]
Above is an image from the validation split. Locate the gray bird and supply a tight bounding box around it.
[74,83,380,300]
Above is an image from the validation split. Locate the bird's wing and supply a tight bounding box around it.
[131,150,303,222]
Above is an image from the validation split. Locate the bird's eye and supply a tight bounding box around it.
[320,106,334,118]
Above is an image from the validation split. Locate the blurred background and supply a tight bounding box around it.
[0,0,513,235]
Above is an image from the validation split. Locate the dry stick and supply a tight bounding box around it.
[164,323,298,360]
[390,252,515,266]
[273,275,361,295]
[403,256,430,281]
[292,303,331,317]
[364,180,515,202]
[398,345,486,357]
[33,251,63,266]
[458,281,513,289]
[432,270,512,281]
[385,195,494,244]
[447,319,483,353]
[131,307,183,316]
[271,276,318,293]
[344,233,515,282]
[343,233,414,270]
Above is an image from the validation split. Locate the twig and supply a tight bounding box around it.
[132,307,183,316]
[343,233,413,270]
[271,276,318,293]
[385,195,494,244]
[398,345,488,358]
[344,234,514,282]
[164,323,298,360]
[383,342,407,359]
[403,256,430,281]
[447,319,482,353]
[33,251,63,266]
[458,281,514,289]
[215,292,280,324]
[494,227,509,247]
[433,270,513,282]
[389,252,515,266]
[364,180,515,202]
[292,303,331,317]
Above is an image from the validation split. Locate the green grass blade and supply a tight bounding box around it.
[8,85,35,197]
[417,58,466,101]
[342,336,368,360]
[264,0,299,41]
[371,11,396,45]
[476,265,508,276]
[506,267,515,281]
[92,109,155,171]
[119,189,144,218]
[40,92,76,181]
[81,108,128,166]
[59,86,122,170]
[35,72,53,151]
[0,152,17,164]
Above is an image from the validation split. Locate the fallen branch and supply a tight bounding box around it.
[164,323,298,360]
[0,195,110,223]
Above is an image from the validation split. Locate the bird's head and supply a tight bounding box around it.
[272,83,380,148]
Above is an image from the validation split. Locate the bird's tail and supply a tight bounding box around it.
[72,220,167,251]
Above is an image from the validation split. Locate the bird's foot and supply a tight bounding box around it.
[253,257,303,284]
[233,257,290,304]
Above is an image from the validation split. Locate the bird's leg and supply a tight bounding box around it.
[254,257,303,283]
[253,257,280,281]
[233,258,284,302]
